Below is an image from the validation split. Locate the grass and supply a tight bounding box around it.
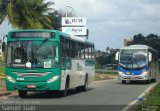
[136,83,160,111]
[95,70,118,74]
[144,83,160,105]
[0,66,5,79]
[0,66,5,74]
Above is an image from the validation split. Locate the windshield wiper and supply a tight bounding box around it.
[36,38,48,51]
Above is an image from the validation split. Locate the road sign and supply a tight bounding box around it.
[62,27,87,36]
[62,17,87,26]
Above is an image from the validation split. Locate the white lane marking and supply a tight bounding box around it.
[121,83,157,111]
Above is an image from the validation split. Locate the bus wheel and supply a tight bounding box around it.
[122,80,126,84]
[151,76,156,82]
[61,78,69,97]
[18,90,27,98]
[145,80,150,84]
[83,75,88,91]
[152,79,156,83]
[80,75,88,92]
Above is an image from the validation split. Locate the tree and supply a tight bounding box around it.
[48,9,76,30]
[133,33,145,41]
[106,47,109,52]
[48,10,62,30]
[147,34,158,40]
[0,0,54,29]
[131,33,160,58]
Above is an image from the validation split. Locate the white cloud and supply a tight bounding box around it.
[0,20,12,41]
[1,0,160,50]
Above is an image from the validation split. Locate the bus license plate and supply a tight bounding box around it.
[131,76,135,79]
[27,85,36,89]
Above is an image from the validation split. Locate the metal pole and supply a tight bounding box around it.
[65,6,76,17]
[65,6,68,17]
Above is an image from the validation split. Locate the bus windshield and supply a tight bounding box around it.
[119,49,147,69]
[7,40,59,68]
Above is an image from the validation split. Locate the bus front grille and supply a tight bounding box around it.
[14,72,50,77]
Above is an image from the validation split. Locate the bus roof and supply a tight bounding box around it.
[120,45,157,52]
[59,31,94,46]
[9,29,94,46]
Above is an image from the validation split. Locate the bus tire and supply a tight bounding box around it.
[145,80,150,84]
[122,80,126,84]
[18,90,27,98]
[76,75,88,92]
[152,78,156,83]
[61,77,69,97]
[84,75,88,91]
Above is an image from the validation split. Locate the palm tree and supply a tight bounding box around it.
[0,0,54,29]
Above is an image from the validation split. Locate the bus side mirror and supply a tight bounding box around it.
[149,52,152,62]
[115,52,119,60]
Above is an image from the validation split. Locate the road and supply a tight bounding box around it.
[0,79,157,111]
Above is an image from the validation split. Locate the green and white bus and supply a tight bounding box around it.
[5,29,95,97]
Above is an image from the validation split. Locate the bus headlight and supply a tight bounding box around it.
[118,71,124,75]
[47,75,60,83]
[118,71,125,79]
[6,76,16,83]
[141,71,148,75]
[140,71,148,79]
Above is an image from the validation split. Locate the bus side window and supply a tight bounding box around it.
[80,43,85,59]
[92,46,95,59]
[88,46,91,59]
[60,36,68,58]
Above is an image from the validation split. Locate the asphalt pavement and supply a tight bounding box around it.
[0,79,157,111]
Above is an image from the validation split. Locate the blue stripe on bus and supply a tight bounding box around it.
[118,65,149,75]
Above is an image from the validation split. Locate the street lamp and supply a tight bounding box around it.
[65,6,76,17]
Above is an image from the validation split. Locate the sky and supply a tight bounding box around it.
[1,0,160,51]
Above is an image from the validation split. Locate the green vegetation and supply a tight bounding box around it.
[144,83,160,105]
[0,57,5,79]
[0,66,5,79]
[129,34,160,58]
[0,0,54,29]
[96,52,117,69]
[0,66,5,74]
[95,70,118,74]
[0,0,75,30]
[95,62,102,69]
[136,83,160,111]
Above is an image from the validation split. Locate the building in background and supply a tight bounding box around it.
[124,38,133,46]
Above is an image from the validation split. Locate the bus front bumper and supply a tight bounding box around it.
[6,79,60,91]
[118,72,149,81]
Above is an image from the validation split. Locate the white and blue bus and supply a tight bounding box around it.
[115,45,158,84]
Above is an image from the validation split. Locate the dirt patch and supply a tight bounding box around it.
[0,80,17,96]
[95,73,118,81]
